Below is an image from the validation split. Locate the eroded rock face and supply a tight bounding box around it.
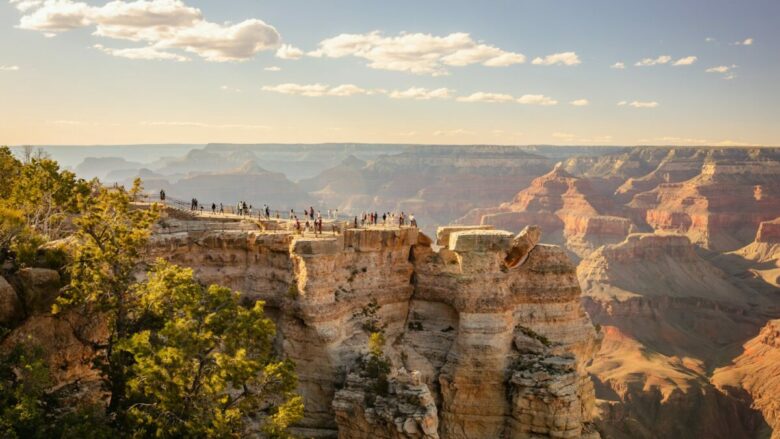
[713,320,780,439]
[334,368,439,439]
[17,267,61,315]
[0,275,21,325]
[579,233,777,439]
[456,163,631,260]
[146,220,601,438]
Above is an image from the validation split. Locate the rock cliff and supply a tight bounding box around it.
[578,233,777,438]
[144,219,601,438]
[456,164,631,260]
[713,320,780,439]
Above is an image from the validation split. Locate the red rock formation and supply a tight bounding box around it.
[579,233,778,438]
[458,163,631,259]
[629,157,780,252]
[713,320,780,439]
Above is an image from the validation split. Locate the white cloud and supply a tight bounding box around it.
[0,65,21,71]
[734,37,753,46]
[94,43,189,61]
[706,65,731,73]
[635,55,671,66]
[275,43,303,60]
[327,84,367,97]
[531,51,580,66]
[611,61,625,69]
[14,0,281,62]
[457,92,515,103]
[672,55,697,66]
[10,0,44,12]
[388,87,453,100]
[264,65,280,71]
[517,94,557,106]
[262,83,368,97]
[621,100,659,108]
[309,31,525,76]
[455,92,557,105]
[705,37,715,43]
[570,98,589,107]
[220,85,241,92]
[706,64,738,79]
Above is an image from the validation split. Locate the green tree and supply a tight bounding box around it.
[122,260,302,438]
[0,147,22,200]
[0,342,50,438]
[55,184,159,420]
[8,156,88,240]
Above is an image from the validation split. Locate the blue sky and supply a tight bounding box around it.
[0,0,777,145]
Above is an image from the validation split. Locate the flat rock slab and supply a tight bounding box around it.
[436,225,494,248]
[449,230,513,253]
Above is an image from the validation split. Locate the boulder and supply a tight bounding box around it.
[448,229,513,253]
[436,225,493,248]
[504,225,542,269]
[0,275,22,325]
[17,268,61,314]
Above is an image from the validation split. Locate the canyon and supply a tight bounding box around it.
[456,146,780,438]
[4,144,779,438]
[1,212,602,438]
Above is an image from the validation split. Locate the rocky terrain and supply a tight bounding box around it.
[16,144,780,438]
[1,210,602,438]
[713,319,780,439]
[455,146,780,438]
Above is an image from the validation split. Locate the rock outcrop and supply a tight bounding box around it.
[713,320,780,439]
[456,163,632,259]
[628,156,780,252]
[578,233,777,438]
[144,219,601,438]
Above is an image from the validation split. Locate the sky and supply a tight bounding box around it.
[0,0,778,146]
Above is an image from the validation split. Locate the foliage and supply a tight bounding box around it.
[0,204,28,261]
[122,260,302,438]
[7,155,89,241]
[0,146,89,264]
[364,332,391,397]
[0,147,22,200]
[356,297,386,333]
[0,342,50,438]
[0,152,304,437]
[55,182,159,418]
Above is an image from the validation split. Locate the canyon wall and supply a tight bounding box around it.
[144,219,601,438]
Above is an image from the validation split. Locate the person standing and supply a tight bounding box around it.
[211,203,216,214]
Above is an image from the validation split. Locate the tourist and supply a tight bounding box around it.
[410,213,417,228]
[211,203,216,214]
[160,189,166,201]
[219,203,224,214]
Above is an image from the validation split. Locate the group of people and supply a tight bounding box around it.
[289,207,324,236]
[354,211,417,228]
[163,190,420,230]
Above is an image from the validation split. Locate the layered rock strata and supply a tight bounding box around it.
[579,233,778,438]
[145,220,601,438]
